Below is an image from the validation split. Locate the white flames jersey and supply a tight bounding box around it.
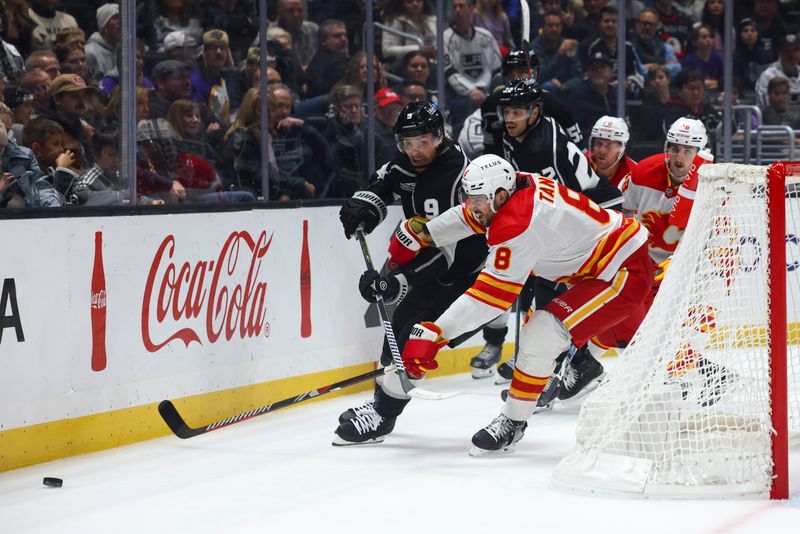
[426,175,649,340]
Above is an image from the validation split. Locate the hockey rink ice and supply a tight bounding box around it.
[1,368,799,534]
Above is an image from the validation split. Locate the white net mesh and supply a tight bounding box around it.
[553,162,800,498]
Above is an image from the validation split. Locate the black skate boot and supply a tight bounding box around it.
[557,349,604,401]
[338,399,376,424]
[469,414,527,456]
[495,355,515,384]
[696,358,736,407]
[470,343,503,379]
[332,405,396,446]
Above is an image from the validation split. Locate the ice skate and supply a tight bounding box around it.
[495,355,515,384]
[469,414,527,456]
[470,343,502,379]
[557,352,604,402]
[338,399,375,424]
[332,405,396,446]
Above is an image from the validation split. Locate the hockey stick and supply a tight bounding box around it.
[158,366,389,439]
[355,228,458,400]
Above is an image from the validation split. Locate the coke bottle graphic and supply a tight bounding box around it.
[300,220,312,338]
[91,231,107,371]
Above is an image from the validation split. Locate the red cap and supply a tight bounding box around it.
[375,88,401,107]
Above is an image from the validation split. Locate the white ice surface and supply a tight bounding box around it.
[1,369,799,534]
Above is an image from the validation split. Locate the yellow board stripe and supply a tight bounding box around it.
[563,270,629,329]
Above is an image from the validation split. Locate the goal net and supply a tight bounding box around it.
[552,162,800,499]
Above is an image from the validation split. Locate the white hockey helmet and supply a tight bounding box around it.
[589,115,630,148]
[665,117,708,150]
[462,154,517,202]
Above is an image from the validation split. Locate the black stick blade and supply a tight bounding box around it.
[158,400,202,439]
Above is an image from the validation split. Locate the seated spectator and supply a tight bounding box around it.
[373,87,402,165]
[561,0,584,40]
[681,24,723,92]
[318,84,367,198]
[3,119,56,207]
[85,3,119,82]
[336,52,387,100]
[3,0,36,59]
[56,43,87,79]
[202,0,259,62]
[750,0,790,61]
[397,51,438,99]
[443,0,502,137]
[634,64,673,141]
[53,27,85,53]
[38,73,97,147]
[163,31,198,64]
[28,0,78,52]
[25,50,61,80]
[190,29,234,125]
[264,28,305,95]
[228,47,262,112]
[135,119,183,205]
[567,51,617,142]
[398,80,429,103]
[106,86,151,126]
[148,59,192,119]
[268,0,318,69]
[664,66,722,147]
[20,67,51,112]
[700,0,725,54]
[6,88,34,141]
[72,125,125,205]
[632,7,681,78]
[472,0,514,53]
[0,18,26,85]
[583,6,645,95]
[20,117,76,206]
[734,18,773,95]
[380,0,437,70]
[532,10,582,96]
[306,19,350,98]
[570,0,607,43]
[755,33,800,110]
[761,77,800,128]
[99,39,153,97]
[652,0,694,57]
[148,0,203,54]
[166,98,223,170]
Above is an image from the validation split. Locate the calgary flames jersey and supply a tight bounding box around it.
[426,174,649,341]
[585,152,638,188]
[621,153,683,264]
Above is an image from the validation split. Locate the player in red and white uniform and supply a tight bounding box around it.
[621,117,712,265]
[585,115,637,188]
[397,154,652,455]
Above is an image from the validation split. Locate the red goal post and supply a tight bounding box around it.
[553,161,800,499]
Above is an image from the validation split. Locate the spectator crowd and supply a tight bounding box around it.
[0,0,798,208]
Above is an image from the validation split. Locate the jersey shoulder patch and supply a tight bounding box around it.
[487,187,535,246]
[630,153,669,191]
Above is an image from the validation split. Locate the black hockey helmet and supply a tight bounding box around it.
[393,101,444,139]
[502,49,540,79]
[498,78,543,109]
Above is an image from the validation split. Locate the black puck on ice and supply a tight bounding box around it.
[43,477,63,487]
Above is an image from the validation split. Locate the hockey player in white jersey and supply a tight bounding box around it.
[396,154,653,454]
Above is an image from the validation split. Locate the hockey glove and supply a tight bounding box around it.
[339,191,388,239]
[654,257,671,284]
[401,322,447,378]
[387,216,430,272]
[358,269,409,305]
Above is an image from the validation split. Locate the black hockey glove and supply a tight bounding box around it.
[358,269,409,305]
[339,191,388,239]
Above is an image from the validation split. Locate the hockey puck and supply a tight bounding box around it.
[43,477,63,488]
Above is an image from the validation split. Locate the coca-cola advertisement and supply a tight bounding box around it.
[91,231,107,371]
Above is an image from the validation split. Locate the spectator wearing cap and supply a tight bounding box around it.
[755,33,800,110]
[149,59,192,120]
[163,31,197,64]
[270,0,318,69]
[99,39,153,97]
[190,29,233,125]
[28,0,78,52]
[566,51,618,141]
[583,7,645,96]
[25,50,61,80]
[39,73,98,158]
[374,87,402,165]
[0,15,26,85]
[85,3,119,82]
[150,0,202,54]
[305,19,350,98]
[733,18,772,94]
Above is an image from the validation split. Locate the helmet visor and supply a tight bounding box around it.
[396,133,439,154]
[463,193,491,211]
[500,106,533,122]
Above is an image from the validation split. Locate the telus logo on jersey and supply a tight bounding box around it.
[141,230,273,352]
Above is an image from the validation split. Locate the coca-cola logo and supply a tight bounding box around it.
[91,290,106,309]
[141,230,273,352]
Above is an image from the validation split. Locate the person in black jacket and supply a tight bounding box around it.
[305,19,349,98]
[566,51,618,142]
[333,101,487,446]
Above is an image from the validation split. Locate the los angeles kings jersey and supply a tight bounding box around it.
[425,174,649,341]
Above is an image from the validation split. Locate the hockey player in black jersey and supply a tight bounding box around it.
[481,48,583,159]
[334,101,488,445]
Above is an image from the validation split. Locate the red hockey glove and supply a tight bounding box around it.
[669,149,713,230]
[401,322,447,378]
[387,216,430,272]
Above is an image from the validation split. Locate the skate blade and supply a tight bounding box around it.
[471,366,497,379]
[468,443,517,457]
[331,434,387,447]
